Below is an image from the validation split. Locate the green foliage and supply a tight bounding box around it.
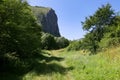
[55,37,69,49]
[41,33,69,50]
[81,3,115,54]
[82,3,114,31]
[81,33,99,54]
[67,40,81,51]
[98,14,120,48]
[0,0,42,73]
[0,0,41,57]
[99,37,120,49]
[41,33,56,50]
[99,21,120,49]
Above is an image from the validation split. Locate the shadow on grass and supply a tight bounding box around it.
[0,58,32,80]
[30,53,74,75]
[31,61,74,75]
[0,72,23,80]
[0,53,74,80]
[35,53,64,62]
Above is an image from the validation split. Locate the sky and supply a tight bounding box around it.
[27,0,120,40]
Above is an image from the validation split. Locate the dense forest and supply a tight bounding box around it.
[0,0,120,80]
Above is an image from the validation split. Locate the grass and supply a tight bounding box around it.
[62,48,120,80]
[1,47,120,80]
[31,6,51,16]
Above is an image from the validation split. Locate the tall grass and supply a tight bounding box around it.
[23,47,120,80]
[1,47,120,80]
[63,47,120,80]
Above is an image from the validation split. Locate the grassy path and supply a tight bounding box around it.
[23,49,74,80]
[23,48,120,80]
[2,48,120,80]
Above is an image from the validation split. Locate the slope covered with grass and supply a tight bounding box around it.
[22,47,120,80]
[63,49,120,80]
[1,47,120,80]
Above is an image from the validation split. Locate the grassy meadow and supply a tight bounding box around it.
[1,47,120,80]
[23,48,120,80]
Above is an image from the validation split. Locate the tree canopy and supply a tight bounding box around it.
[0,0,41,58]
[80,3,119,54]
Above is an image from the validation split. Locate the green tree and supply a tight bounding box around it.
[67,40,81,51]
[82,3,115,54]
[81,33,99,54]
[0,0,41,58]
[55,37,69,49]
[41,33,56,50]
[99,15,120,49]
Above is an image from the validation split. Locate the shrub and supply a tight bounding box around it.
[55,37,69,49]
[41,33,56,50]
[67,40,81,51]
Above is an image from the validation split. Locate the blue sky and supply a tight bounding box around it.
[27,0,120,40]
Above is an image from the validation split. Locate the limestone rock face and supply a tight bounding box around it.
[31,6,60,37]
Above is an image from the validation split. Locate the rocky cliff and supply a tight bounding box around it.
[31,6,60,37]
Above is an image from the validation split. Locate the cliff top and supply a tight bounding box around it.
[31,6,52,15]
[30,6,60,37]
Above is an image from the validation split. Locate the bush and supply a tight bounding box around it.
[41,33,56,50]
[41,33,69,50]
[67,40,81,51]
[99,37,120,49]
[55,37,69,49]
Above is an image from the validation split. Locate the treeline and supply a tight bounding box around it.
[0,0,42,72]
[41,32,69,50]
[0,0,69,72]
[67,3,120,54]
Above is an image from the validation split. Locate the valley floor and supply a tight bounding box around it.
[1,48,120,80]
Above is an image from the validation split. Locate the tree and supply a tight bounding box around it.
[81,32,99,54]
[67,40,81,51]
[0,0,41,58]
[41,33,56,50]
[82,3,115,54]
[99,15,120,49]
[55,37,69,49]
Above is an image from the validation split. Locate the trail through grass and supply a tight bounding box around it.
[1,48,120,80]
[68,49,120,80]
[23,48,120,80]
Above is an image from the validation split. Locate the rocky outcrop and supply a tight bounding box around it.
[31,6,60,37]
